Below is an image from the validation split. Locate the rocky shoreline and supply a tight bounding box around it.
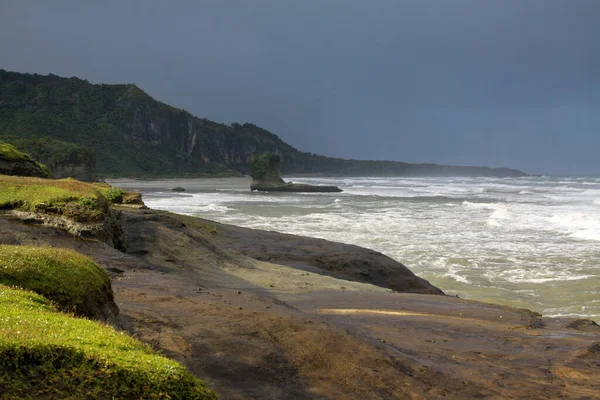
[1,206,599,399]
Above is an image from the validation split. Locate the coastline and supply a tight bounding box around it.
[2,202,599,398]
[110,176,600,323]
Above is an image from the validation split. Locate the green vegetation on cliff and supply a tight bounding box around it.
[0,141,51,178]
[0,69,526,178]
[249,152,281,180]
[0,141,31,162]
[0,175,106,221]
[0,173,144,221]
[1,136,94,180]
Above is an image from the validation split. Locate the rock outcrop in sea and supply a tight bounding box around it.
[250,152,342,192]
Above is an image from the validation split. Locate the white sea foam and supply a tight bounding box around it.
[570,230,600,241]
[444,270,470,284]
[486,205,511,227]
[198,203,230,213]
[515,275,592,284]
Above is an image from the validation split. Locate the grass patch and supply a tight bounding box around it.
[0,175,105,221]
[0,285,217,399]
[0,175,143,220]
[0,246,113,318]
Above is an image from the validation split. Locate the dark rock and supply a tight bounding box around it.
[0,159,50,178]
[564,319,600,332]
[576,342,600,360]
[194,213,442,295]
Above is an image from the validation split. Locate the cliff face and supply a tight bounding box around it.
[0,69,527,178]
[50,161,93,181]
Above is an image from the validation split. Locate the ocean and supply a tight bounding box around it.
[111,176,600,322]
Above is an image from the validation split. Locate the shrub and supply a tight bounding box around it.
[98,187,124,203]
[78,197,98,208]
[249,152,280,180]
[93,183,134,204]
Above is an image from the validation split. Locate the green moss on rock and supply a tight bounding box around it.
[0,246,115,319]
[0,285,217,400]
[0,175,107,222]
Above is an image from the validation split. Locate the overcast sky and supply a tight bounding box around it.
[1,1,599,175]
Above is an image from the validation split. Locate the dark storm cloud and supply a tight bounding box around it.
[1,0,599,174]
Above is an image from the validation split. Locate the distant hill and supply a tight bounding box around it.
[0,69,526,178]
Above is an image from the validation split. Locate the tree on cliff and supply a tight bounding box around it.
[249,152,281,180]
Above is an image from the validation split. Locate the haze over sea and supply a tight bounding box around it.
[113,176,600,322]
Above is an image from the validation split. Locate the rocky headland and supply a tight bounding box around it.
[0,69,527,178]
[1,185,598,399]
